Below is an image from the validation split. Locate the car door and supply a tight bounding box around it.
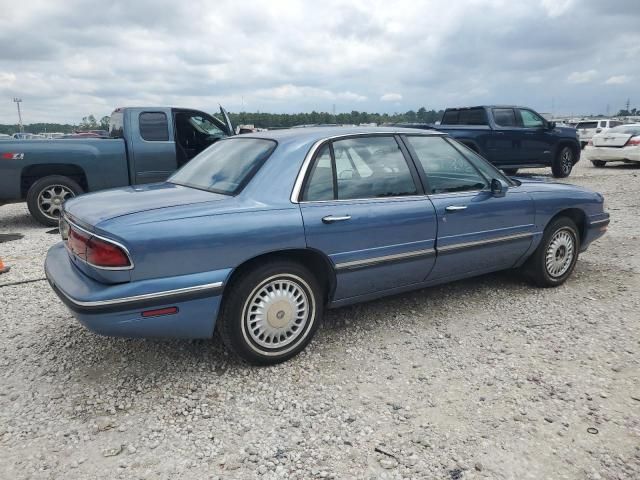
[298,135,438,300]
[517,108,554,163]
[486,108,522,167]
[402,135,535,282]
[130,110,178,184]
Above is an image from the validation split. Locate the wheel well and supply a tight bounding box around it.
[224,249,336,304]
[549,208,586,243]
[21,164,88,197]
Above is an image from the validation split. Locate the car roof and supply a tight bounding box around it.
[236,126,446,143]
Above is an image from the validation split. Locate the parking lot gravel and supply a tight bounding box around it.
[1,161,639,479]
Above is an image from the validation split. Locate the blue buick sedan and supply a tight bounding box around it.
[45,127,609,364]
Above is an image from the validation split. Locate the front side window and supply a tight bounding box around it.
[189,115,225,136]
[302,136,417,201]
[518,109,545,128]
[139,112,169,141]
[405,136,488,194]
[169,138,276,195]
[493,108,517,127]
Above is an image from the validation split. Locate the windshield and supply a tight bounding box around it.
[168,138,276,195]
[607,125,640,135]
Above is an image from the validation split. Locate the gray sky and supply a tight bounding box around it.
[0,0,638,123]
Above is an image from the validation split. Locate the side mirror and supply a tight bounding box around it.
[595,128,602,133]
[547,121,556,130]
[491,178,506,197]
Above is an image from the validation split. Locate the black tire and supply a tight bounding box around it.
[502,168,518,176]
[591,160,606,168]
[217,260,323,365]
[26,175,83,226]
[523,217,580,288]
[552,146,575,178]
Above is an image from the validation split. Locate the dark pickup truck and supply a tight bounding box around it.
[0,106,234,225]
[400,105,581,178]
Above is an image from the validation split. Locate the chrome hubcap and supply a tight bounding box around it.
[38,185,74,220]
[545,229,575,278]
[244,276,311,350]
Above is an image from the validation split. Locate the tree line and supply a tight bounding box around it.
[0,108,444,135]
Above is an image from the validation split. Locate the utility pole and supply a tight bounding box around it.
[626,98,631,113]
[13,98,23,133]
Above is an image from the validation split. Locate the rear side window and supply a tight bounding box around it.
[405,136,487,194]
[441,110,460,124]
[492,108,517,127]
[139,112,169,141]
[169,138,276,195]
[609,121,623,128]
[302,136,417,201]
[576,121,598,129]
[109,111,124,138]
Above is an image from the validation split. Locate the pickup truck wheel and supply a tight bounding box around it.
[26,175,83,226]
[217,260,323,365]
[552,146,574,178]
[523,217,580,288]
[502,168,518,176]
[591,160,606,168]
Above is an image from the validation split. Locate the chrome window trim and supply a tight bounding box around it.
[334,248,435,270]
[52,281,224,308]
[290,131,446,204]
[63,216,135,271]
[438,232,533,253]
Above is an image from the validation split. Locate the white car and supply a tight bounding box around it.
[583,124,640,167]
[575,119,624,148]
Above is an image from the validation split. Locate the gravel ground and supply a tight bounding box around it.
[1,161,639,480]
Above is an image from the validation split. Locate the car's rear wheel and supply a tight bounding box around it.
[217,260,323,365]
[502,168,518,176]
[591,160,606,168]
[552,146,574,178]
[523,217,580,287]
[26,175,83,226]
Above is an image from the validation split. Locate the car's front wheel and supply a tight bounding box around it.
[217,260,323,364]
[552,146,575,178]
[523,217,580,287]
[591,160,606,168]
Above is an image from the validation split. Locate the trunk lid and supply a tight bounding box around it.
[64,182,229,228]
[592,133,632,148]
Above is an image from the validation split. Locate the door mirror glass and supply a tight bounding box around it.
[491,178,504,196]
[548,121,556,130]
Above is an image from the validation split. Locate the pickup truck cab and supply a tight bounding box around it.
[0,106,233,225]
[433,106,581,178]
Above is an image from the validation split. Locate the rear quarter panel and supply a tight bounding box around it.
[0,139,128,201]
[98,206,308,283]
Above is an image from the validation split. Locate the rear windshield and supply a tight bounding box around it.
[110,111,124,138]
[576,121,598,129]
[441,108,488,125]
[608,125,640,135]
[168,138,276,195]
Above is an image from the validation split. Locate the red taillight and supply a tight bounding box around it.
[86,236,131,268]
[65,224,130,268]
[626,136,640,146]
[67,227,90,259]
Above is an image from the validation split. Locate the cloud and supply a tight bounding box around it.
[567,70,598,84]
[380,93,402,102]
[0,0,638,123]
[604,75,630,85]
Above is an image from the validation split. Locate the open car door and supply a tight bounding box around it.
[220,105,235,136]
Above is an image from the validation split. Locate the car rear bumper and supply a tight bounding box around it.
[583,146,640,162]
[45,242,228,338]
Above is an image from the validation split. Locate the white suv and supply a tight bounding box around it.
[575,119,623,148]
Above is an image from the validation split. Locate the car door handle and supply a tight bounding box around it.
[445,205,467,212]
[322,215,351,223]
